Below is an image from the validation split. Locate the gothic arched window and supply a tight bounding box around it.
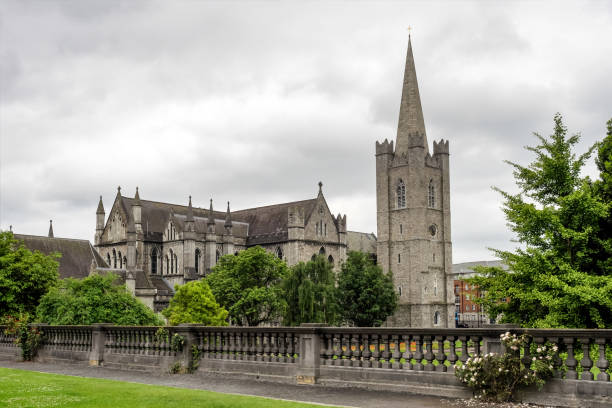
[169,250,174,273]
[113,249,117,268]
[123,256,127,268]
[174,254,178,273]
[319,247,325,255]
[106,253,111,266]
[275,246,283,259]
[195,249,201,274]
[165,255,169,274]
[434,311,440,326]
[397,179,406,209]
[118,251,123,268]
[151,248,158,274]
[428,179,435,208]
[215,250,220,264]
[327,255,334,265]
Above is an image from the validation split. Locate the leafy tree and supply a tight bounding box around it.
[282,255,339,326]
[0,231,59,317]
[162,280,228,326]
[470,114,612,328]
[337,251,397,327]
[207,246,288,326]
[36,273,163,325]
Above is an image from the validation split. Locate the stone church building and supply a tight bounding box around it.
[376,35,453,328]
[94,183,347,310]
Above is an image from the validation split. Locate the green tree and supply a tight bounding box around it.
[207,246,288,326]
[36,273,163,325]
[282,255,339,326]
[471,114,612,328]
[162,280,228,326]
[337,251,398,327]
[0,231,59,317]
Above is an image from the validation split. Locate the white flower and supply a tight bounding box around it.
[532,357,536,361]
[553,345,558,352]
[499,368,503,372]
[536,347,542,353]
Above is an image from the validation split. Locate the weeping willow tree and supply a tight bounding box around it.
[282,255,340,326]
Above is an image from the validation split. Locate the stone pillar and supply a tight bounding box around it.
[89,323,111,366]
[482,324,519,355]
[296,324,326,384]
[175,325,198,371]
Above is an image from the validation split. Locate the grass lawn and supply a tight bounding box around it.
[0,367,335,408]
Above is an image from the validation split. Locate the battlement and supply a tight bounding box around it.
[433,139,449,155]
[408,131,426,149]
[375,139,394,155]
[335,213,347,232]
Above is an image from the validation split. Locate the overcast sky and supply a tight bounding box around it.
[1,1,611,263]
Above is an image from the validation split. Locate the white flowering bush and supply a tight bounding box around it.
[455,332,557,402]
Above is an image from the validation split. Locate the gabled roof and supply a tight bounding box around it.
[14,234,108,279]
[232,198,317,245]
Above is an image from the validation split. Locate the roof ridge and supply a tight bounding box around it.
[14,233,91,243]
[232,197,316,213]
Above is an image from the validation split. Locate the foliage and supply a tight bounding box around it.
[282,255,339,326]
[36,273,163,326]
[470,114,612,328]
[207,246,288,326]
[169,361,183,374]
[189,344,201,373]
[162,280,228,326]
[0,367,329,407]
[336,251,397,327]
[455,332,556,402]
[2,313,42,361]
[0,231,59,317]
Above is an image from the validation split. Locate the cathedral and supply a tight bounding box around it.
[93,183,347,310]
[376,35,453,327]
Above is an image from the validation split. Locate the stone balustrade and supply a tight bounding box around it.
[0,325,610,407]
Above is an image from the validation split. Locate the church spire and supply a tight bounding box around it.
[48,219,54,238]
[207,199,215,226]
[395,34,428,155]
[224,201,232,228]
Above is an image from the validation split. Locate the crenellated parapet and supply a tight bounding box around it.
[425,152,440,168]
[433,139,449,155]
[375,139,394,155]
[334,213,347,233]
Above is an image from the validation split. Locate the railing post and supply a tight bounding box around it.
[176,324,197,370]
[89,323,111,366]
[296,324,326,385]
[483,324,518,355]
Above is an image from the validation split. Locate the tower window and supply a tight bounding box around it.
[113,249,117,268]
[328,255,334,265]
[400,224,403,234]
[106,253,111,266]
[216,250,220,263]
[398,286,402,296]
[195,249,201,273]
[434,311,440,325]
[428,180,435,208]
[397,179,406,209]
[398,253,401,264]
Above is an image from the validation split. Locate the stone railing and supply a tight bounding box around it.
[0,325,610,407]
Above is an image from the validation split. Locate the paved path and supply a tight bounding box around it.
[0,360,458,408]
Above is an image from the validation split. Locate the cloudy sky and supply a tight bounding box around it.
[1,1,611,263]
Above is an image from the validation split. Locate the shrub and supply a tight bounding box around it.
[455,332,556,402]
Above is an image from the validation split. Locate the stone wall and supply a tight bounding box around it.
[1,325,610,408]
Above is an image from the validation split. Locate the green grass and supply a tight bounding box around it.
[0,367,335,408]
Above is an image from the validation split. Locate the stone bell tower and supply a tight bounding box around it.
[376,34,453,327]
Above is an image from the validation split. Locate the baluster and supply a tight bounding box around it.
[340,334,349,367]
[202,331,210,359]
[390,335,401,369]
[423,335,435,371]
[521,335,532,369]
[276,332,285,363]
[435,336,447,372]
[579,338,593,380]
[473,335,482,357]
[413,335,424,370]
[234,332,242,360]
[351,333,361,368]
[401,334,412,370]
[546,337,563,378]
[446,335,457,373]
[287,332,295,363]
[223,332,230,359]
[245,332,252,361]
[595,338,610,381]
[371,334,380,368]
[230,332,237,360]
[271,332,280,362]
[262,332,270,362]
[361,334,371,368]
[380,334,390,369]
[255,332,263,361]
[564,337,578,379]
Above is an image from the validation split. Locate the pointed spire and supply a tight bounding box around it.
[96,195,105,214]
[186,195,194,222]
[318,181,323,196]
[395,34,428,155]
[207,199,215,225]
[134,186,141,203]
[117,185,122,196]
[48,220,54,238]
[225,201,232,228]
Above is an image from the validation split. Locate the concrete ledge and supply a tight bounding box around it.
[519,379,612,408]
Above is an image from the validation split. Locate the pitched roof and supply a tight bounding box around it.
[232,198,317,245]
[14,234,108,279]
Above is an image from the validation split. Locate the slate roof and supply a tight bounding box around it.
[14,234,108,279]
[231,199,317,245]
